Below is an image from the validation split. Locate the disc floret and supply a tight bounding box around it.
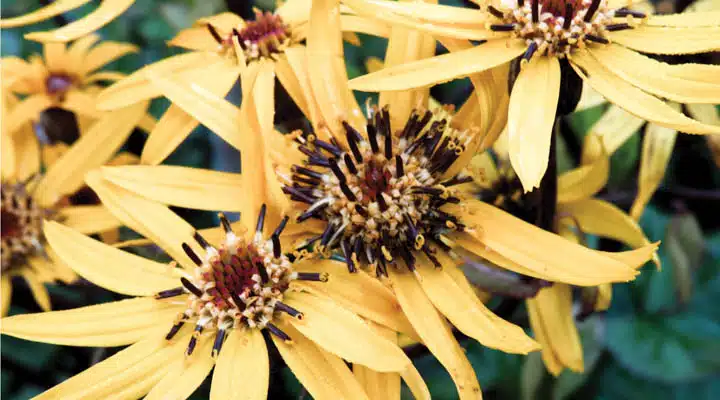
[488,0,646,59]
[1,182,48,272]
[206,10,292,63]
[286,106,477,276]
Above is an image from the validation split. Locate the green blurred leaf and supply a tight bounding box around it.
[521,351,546,400]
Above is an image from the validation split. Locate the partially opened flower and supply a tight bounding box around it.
[469,136,658,375]
[0,91,144,316]
[0,0,135,42]
[96,1,390,165]
[1,170,415,399]
[1,35,141,138]
[96,0,659,397]
[344,0,720,191]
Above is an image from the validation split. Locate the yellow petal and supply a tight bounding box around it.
[454,199,641,285]
[284,291,410,372]
[12,121,41,182]
[571,51,720,135]
[508,56,561,191]
[272,320,370,400]
[6,94,52,135]
[61,90,103,118]
[590,44,720,104]
[557,154,609,204]
[35,333,187,400]
[686,103,720,167]
[144,334,215,400]
[1,297,181,346]
[282,46,325,130]
[44,220,181,296]
[33,101,148,206]
[400,358,431,400]
[353,364,400,400]
[44,41,67,71]
[575,85,607,112]
[36,247,78,283]
[581,105,645,164]
[644,11,720,27]
[210,329,268,400]
[387,267,481,399]
[0,124,15,181]
[526,284,584,376]
[100,165,245,212]
[0,0,91,28]
[1,275,11,316]
[349,39,524,92]
[67,33,101,71]
[293,259,416,337]
[167,27,220,52]
[85,172,200,271]
[58,204,121,234]
[20,269,52,312]
[594,283,613,311]
[83,70,127,84]
[630,121,678,220]
[416,252,540,354]
[24,0,135,43]
[608,26,720,55]
[82,40,138,74]
[274,54,311,121]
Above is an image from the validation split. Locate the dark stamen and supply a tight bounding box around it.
[384,135,393,160]
[165,321,185,340]
[395,155,404,177]
[367,123,380,153]
[613,9,646,18]
[182,243,203,266]
[271,234,282,258]
[283,186,317,204]
[186,325,203,355]
[193,231,211,250]
[155,287,185,299]
[490,23,515,32]
[531,0,539,23]
[563,4,573,30]
[584,0,601,22]
[212,328,227,357]
[381,107,391,137]
[181,277,203,297]
[343,153,358,175]
[441,175,473,187]
[256,204,267,234]
[273,216,290,237]
[605,23,631,31]
[295,272,329,281]
[297,203,328,222]
[307,155,330,167]
[328,158,347,183]
[231,291,245,310]
[517,0,524,6]
[522,41,538,63]
[341,238,356,272]
[340,182,357,201]
[354,204,369,218]
[292,165,323,180]
[276,301,304,319]
[487,5,505,19]
[206,24,223,43]
[585,34,609,44]
[314,139,342,158]
[266,322,292,342]
[344,122,364,163]
[218,213,233,234]
[400,112,418,138]
[376,192,388,211]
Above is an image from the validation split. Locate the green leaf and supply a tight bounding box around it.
[521,352,546,400]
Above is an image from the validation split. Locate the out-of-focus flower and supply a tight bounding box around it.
[96,0,390,165]
[1,172,413,399]
[344,0,720,191]
[96,1,658,397]
[468,134,658,375]
[0,0,135,43]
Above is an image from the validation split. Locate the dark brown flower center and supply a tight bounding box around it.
[1,183,46,272]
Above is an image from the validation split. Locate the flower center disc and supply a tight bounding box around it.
[1,183,45,272]
[45,73,75,97]
[209,11,291,62]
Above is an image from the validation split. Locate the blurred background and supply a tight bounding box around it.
[1,0,719,399]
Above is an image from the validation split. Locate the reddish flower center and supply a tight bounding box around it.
[1,210,21,239]
[361,159,392,202]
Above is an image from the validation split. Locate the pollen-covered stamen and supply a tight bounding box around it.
[287,106,475,276]
[213,10,292,62]
[489,0,646,59]
[1,182,49,273]
[161,209,314,358]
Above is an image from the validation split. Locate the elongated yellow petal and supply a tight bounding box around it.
[85,172,200,271]
[67,33,100,70]
[12,121,41,182]
[35,333,188,400]
[61,90,103,118]
[293,259,416,337]
[686,103,720,167]
[24,0,135,43]
[147,64,244,151]
[272,321,370,400]
[350,39,524,92]
[387,267,481,399]
[33,101,148,206]
[0,0,90,28]
[526,284,584,376]
[275,54,311,120]
[145,334,214,400]
[575,85,607,112]
[581,105,645,164]
[417,252,540,354]
[353,364,400,400]
[82,40,138,74]
[557,155,609,204]
[167,27,219,52]
[454,199,643,285]
[630,122,678,220]
[285,291,410,372]
[0,126,15,181]
[644,11,720,27]
[0,275,11,316]
[6,94,52,135]
[58,205,121,234]
[608,26,720,55]
[83,71,127,84]
[44,42,67,71]
[282,46,325,131]
[101,165,245,212]
[400,359,431,400]
[590,44,720,104]
[571,51,720,135]
[44,221,181,296]
[210,329,268,400]
[1,297,181,346]
[508,56,561,191]
[293,15,393,40]
[595,283,612,311]
[21,269,52,312]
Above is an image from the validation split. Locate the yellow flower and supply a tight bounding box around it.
[1,169,415,399]
[1,35,142,137]
[469,135,658,375]
[344,0,720,191]
[96,1,390,165]
[96,0,658,397]
[0,90,140,316]
[0,0,135,42]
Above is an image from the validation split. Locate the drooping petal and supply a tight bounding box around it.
[144,334,215,400]
[1,275,11,316]
[44,221,181,296]
[686,103,720,167]
[526,284,584,376]
[608,26,720,55]
[82,40,139,74]
[570,51,720,134]
[282,46,325,130]
[58,205,121,234]
[508,56,561,191]
[24,0,136,43]
[284,291,410,372]
[416,252,540,354]
[275,54,311,120]
[557,154,609,204]
[35,333,188,400]
[453,199,647,286]
[100,165,245,212]
[590,44,720,104]
[1,297,182,347]
[21,269,52,312]
[595,283,612,311]
[0,0,92,28]
[386,267,481,400]
[349,39,525,92]
[272,320,370,400]
[33,101,149,207]
[210,329,269,400]
[630,122,678,220]
[581,105,645,164]
[292,259,416,337]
